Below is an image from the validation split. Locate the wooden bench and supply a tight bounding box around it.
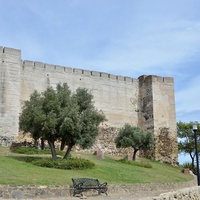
[71,178,108,196]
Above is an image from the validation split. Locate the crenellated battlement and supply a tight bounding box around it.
[138,75,174,84]
[0,46,21,55]
[0,46,170,85]
[22,60,136,82]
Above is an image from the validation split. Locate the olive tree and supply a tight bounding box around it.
[19,83,106,160]
[20,87,60,160]
[115,124,155,160]
[61,88,106,159]
[19,91,44,147]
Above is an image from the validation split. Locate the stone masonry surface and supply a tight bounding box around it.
[0,177,198,199]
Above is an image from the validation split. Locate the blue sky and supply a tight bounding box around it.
[0,0,200,163]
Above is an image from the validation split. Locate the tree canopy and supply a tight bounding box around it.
[177,121,200,169]
[19,83,106,160]
[115,123,155,160]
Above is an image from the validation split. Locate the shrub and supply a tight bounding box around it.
[11,147,65,156]
[118,159,152,168]
[181,162,193,169]
[18,157,95,170]
[181,162,196,174]
[11,147,50,154]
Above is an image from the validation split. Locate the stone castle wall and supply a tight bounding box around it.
[0,46,177,164]
[20,60,139,128]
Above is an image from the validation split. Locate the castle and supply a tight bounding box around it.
[0,46,178,164]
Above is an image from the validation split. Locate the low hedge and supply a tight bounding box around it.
[11,147,65,156]
[11,147,95,170]
[16,156,95,170]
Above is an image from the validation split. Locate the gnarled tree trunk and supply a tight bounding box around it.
[63,142,75,159]
[132,149,139,160]
[48,140,57,160]
[60,139,65,151]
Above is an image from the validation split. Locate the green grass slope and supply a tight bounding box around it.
[0,147,193,186]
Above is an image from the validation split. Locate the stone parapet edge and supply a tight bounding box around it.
[0,177,197,199]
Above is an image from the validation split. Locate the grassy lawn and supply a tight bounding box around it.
[0,147,193,186]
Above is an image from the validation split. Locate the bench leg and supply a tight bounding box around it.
[98,189,108,195]
[73,190,83,197]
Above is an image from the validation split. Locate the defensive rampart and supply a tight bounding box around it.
[0,46,177,164]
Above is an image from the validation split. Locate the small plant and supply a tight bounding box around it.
[181,162,196,174]
[118,159,152,168]
[181,162,192,169]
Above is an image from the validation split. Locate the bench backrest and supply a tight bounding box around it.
[72,178,100,187]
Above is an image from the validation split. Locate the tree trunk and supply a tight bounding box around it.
[60,140,65,151]
[189,152,195,170]
[34,139,38,149]
[132,149,139,160]
[192,157,195,170]
[63,142,74,159]
[41,138,45,150]
[48,140,57,160]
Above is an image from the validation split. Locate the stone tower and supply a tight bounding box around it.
[138,75,178,164]
[0,47,21,144]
